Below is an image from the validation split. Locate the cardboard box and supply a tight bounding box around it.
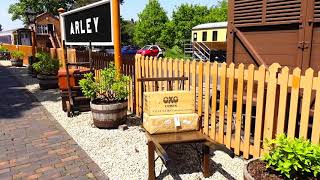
[144,91,195,116]
[143,113,199,134]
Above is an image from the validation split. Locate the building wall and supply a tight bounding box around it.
[37,14,61,37]
[191,28,227,43]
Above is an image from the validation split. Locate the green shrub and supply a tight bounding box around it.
[11,50,24,59]
[79,63,130,102]
[32,52,60,75]
[165,45,190,59]
[0,46,8,52]
[262,134,320,179]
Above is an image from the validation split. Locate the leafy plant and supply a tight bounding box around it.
[32,52,60,75]
[0,46,8,52]
[262,134,320,179]
[79,63,130,102]
[11,50,24,59]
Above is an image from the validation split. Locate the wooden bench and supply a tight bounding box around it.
[138,77,235,179]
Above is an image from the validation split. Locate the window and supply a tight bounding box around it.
[202,32,207,41]
[36,25,48,35]
[193,33,197,41]
[212,31,218,41]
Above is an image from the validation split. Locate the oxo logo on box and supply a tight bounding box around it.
[163,96,179,104]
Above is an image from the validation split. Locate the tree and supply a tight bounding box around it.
[160,4,210,47]
[8,0,124,24]
[160,1,228,48]
[0,24,2,32]
[74,0,124,8]
[121,17,135,46]
[205,0,228,22]
[134,0,168,47]
[8,0,74,24]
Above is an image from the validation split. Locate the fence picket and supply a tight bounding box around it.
[218,63,227,144]
[191,61,196,105]
[163,58,168,90]
[153,58,158,90]
[203,62,211,135]
[253,65,266,158]
[157,58,162,90]
[226,63,235,148]
[210,62,218,140]
[174,59,179,90]
[243,64,255,159]
[299,68,314,138]
[198,62,204,127]
[168,59,173,89]
[179,60,184,90]
[235,64,244,155]
[135,56,140,115]
[276,67,289,134]
[185,61,190,91]
[287,68,301,138]
[312,73,320,144]
[264,63,281,140]
[148,57,153,91]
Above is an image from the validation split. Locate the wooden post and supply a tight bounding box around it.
[112,0,122,74]
[58,8,65,68]
[147,141,156,180]
[31,29,36,58]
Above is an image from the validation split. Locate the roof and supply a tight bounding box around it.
[192,22,228,30]
[36,12,59,20]
[0,28,30,35]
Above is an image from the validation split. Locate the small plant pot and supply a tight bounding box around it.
[244,158,285,180]
[11,58,23,67]
[37,74,58,90]
[90,100,128,129]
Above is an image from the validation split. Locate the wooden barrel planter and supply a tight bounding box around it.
[244,158,256,180]
[90,100,128,129]
[11,58,23,67]
[37,74,58,90]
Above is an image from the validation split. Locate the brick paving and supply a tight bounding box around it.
[0,65,108,180]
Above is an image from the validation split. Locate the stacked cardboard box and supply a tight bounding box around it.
[143,91,199,134]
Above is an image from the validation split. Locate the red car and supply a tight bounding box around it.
[136,45,164,58]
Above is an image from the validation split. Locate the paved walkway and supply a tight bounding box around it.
[0,65,107,180]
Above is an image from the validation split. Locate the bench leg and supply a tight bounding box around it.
[148,141,156,180]
[202,144,210,178]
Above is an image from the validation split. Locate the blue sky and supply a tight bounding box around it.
[0,0,217,31]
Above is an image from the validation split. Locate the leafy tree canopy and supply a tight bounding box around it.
[8,0,124,24]
[134,0,168,47]
[160,0,228,48]
[121,17,135,46]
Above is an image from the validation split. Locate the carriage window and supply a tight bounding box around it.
[202,32,207,41]
[37,25,48,34]
[193,33,197,41]
[212,31,218,41]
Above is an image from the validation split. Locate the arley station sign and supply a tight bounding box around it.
[60,0,113,46]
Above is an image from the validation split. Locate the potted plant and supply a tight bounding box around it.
[32,52,60,90]
[244,134,320,180]
[79,63,130,128]
[10,50,24,67]
[0,46,9,60]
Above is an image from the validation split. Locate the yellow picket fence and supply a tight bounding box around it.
[134,56,320,159]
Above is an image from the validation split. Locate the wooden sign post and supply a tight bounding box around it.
[112,0,122,73]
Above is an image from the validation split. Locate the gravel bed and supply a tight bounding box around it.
[0,60,245,180]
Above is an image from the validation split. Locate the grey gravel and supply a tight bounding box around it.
[0,60,245,180]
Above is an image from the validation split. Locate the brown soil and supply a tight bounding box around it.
[92,98,126,105]
[247,160,283,180]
